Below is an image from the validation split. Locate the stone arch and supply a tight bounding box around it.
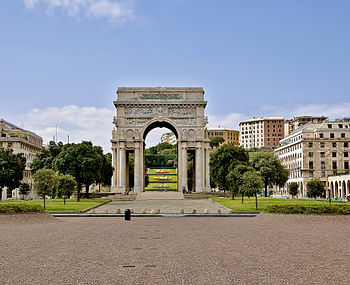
[330,182,334,198]
[111,87,211,194]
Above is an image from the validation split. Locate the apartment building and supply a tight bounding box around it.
[274,118,350,198]
[207,128,239,146]
[161,132,177,145]
[284,116,327,136]
[239,117,284,150]
[0,119,43,200]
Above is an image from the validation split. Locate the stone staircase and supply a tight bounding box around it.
[136,192,184,200]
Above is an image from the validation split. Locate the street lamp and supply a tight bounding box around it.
[328,189,331,206]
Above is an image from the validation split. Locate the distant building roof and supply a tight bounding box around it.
[239,117,284,124]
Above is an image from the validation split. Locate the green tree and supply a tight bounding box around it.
[54,141,103,201]
[288,182,299,197]
[0,147,26,200]
[239,170,264,210]
[210,144,249,194]
[210,136,225,149]
[57,174,77,204]
[307,178,325,198]
[33,169,57,210]
[30,141,65,174]
[19,182,30,200]
[227,164,254,201]
[249,150,289,197]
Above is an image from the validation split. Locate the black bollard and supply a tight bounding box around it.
[125,209,131,221]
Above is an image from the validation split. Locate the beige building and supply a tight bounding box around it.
[0,119,43,200]
[327,174,350,199]
[207,127,239,146]
[284,116,327,136]
[161,132,177,145]
[239,117,284,150]
[274,118,350,198]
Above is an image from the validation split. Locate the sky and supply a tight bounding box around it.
[1,0,350,151]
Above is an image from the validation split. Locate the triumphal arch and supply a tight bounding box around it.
[111,87,211,193]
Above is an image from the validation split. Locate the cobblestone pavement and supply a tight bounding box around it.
[1,213,350,285]
[93,199,226,214]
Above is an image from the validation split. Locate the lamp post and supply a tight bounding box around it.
[328,189,331,206]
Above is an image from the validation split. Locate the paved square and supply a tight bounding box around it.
[0,213,349,284]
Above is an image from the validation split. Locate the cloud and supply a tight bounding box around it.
[23,0,135,22]
[22,105,115,152]
[207,113,246,130]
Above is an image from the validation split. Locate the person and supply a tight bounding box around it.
[182,185,187,194]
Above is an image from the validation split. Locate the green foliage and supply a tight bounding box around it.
[227,164,254,198]
[19,182,30,198]
[239,170,264,197]
[210,136,225,149]
[57,174,77,200]
[145,142,177,168]
[0,147,26,191]
[0,203,43,213]
[33,169,58,199]
[288,182,299,197]
[54,141,103,200]
[266,204,350,215]
[249,150,289,197]
[30,141,64,174]
[307,178,325,198]
[210,144,249,191]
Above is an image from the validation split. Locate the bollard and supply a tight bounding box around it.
[104,209,109,214]
[228,209,233,214]
[151,209,156,215]
[204,208,209,214]
[156,209,160,214]
[125,209,131,221]
[91,209,96,214]
[192,209,196,214]
[115,209,121,214]
[141,209,147,214]
[180,209,184,214]
[130,209,134,214]
[217,209,221,214]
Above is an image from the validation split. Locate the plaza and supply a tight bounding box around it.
[1,213,349,285]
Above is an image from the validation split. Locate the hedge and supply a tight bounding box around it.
[0,204,43,214]
[266,204,350,215]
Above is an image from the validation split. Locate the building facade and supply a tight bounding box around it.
[239,117,284,150]
[284,116,327,136]
[0,119,43,200]
[274,119,350,198]
[161,132,177,145]
[207,127,239,146]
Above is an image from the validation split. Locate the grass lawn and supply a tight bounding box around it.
[212,197,347,212]
[0,199,109,212]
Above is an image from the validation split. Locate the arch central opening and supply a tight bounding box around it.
[143,121,178,192]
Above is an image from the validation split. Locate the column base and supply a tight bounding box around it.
[134,186,143,193]
[195,186,211,193]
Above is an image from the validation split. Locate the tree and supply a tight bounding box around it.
[57,174,77,204]
[210,136,225,149]
[239,170,264,210]
[0,147,26,200]
[307,178,325,198]
[30,141,65,174]
[54,141,103,201]
[33,169,57,210]
[288,182,299,197]
[19,182,30,200]
[249,150,289,197]
[210,144,249,194]
[227,164,254,201]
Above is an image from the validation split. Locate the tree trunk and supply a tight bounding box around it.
[85,183,90,199]
[255,192,258,210]
[43,196,46,210]
[242,194,244,204]
[77,183,81,202]
[231,192,235,200]
[99,183,101,192]
[64,197,66,205]
[264,183,268,197]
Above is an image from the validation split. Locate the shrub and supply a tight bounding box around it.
[0,204,43,214]
[266,204,350,215]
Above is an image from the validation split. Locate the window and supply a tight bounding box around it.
[320,142,325,148]
[332,161,337,170]
[320,152,325,157]
[321,161,326,169]
[332,142,337,147]
[345,142,349,148]
[8,142,12,147]
[309,161,314,169]
[309,172,314,177]
[341,133,345,138]
[330,133,334,138]
[309,152,313,158]
[339,124,343,128]
[321,171,326,177]
[328,124,332,128]
[345,152,349,158]
[345,161,349,170]
[319,133,324,138]
[1,134,6,137]
[332,152,337,157]
[308,142,313,147]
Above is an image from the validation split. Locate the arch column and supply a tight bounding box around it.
[118,143,127,193]
[111,145,118,192]
[181,142,188,191]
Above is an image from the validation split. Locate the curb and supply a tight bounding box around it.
[51,213,258,218]
[80,199,112,213]
[210,198,261,215]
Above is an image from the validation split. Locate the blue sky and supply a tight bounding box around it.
[1,0,350,151]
